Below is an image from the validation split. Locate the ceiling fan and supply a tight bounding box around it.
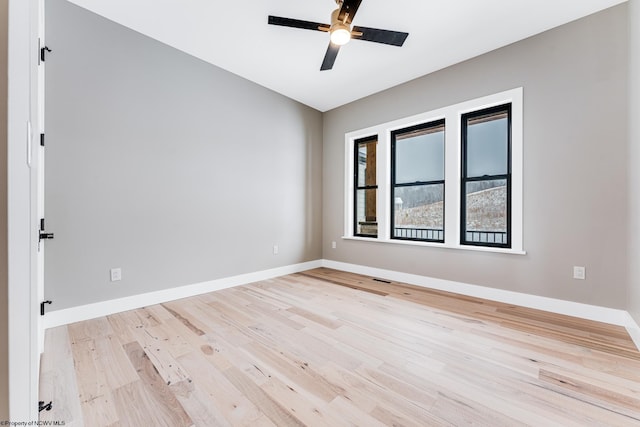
[268,0,409,71]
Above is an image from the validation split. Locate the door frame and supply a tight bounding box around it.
[7,0,42,420]
[36,0,45,352]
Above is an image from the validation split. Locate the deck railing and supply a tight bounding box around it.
[465,230,507,244]
[394,228,507,244]
[394,227,443,241]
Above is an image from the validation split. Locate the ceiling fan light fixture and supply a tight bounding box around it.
[330,24,351,45]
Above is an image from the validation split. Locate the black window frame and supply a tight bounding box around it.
[460,104,512,248]
[390,119,446,243]
[353,135,379,238]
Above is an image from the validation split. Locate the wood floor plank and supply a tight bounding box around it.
[161,303,206,336]
[42,268,640,426]
[106,312,138,345]
[318,361,442,426]
[144,317,197,360]
[128,316,191,386]
[120,341,193,426]
[68,336,120,426]
[169,379,232,427]
[143,303,178,323]
[429,390,527,427]
[177,350,269,426]
[92,334,139,390]
[239,340,343,403]
[39,326,85,426]
[324,395,388,427]
[67,316,115,342]
[539,367,640,417]
[222,365,306,427]
[116,307,161,329]
[256,375,336,427]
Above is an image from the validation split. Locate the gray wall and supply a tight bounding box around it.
[323,4,629,309]
[629,0,640,322]
[45,0,323,310]
[0,0,8,419]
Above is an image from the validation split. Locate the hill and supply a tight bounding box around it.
[395,185,506,232]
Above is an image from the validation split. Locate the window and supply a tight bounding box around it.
[354,136,378,237]
[461,104,511,248]
[391,120,445,242]
[344,88,523,254]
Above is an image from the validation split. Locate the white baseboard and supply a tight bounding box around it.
[322,260,636,334]
[43,260,322,329]
[623,312,640,350]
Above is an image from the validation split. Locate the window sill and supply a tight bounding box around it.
[341,235,526,255]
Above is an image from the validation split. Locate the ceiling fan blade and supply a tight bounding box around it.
[320,42,341,71]
[338,0,363,25]
[268,15,329,32]
[352,26,409,46]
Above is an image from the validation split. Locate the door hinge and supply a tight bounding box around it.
[40,46,52,63]
[40,133,45,147]
[39,401,53,412]
[40,300,52,316]
[39,231,54,241]
[39,218,54,241]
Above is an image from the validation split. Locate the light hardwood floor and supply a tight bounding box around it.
[40,268,640,426]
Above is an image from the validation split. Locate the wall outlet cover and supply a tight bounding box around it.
[573,266,586,280]
[110,268,122,282]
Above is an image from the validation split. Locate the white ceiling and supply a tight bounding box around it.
[64,0,626,112]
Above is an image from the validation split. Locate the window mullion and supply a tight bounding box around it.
[444,119,460,245]
[377,130,391,241]
[510,95,523,252]
[344,136,354,238]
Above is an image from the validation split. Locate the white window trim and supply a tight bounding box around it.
[343,88,525,255]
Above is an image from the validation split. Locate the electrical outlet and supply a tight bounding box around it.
[110,268,122,282]
[573,266,586,280]
[273,245,279,255]
[331,241,337,249]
